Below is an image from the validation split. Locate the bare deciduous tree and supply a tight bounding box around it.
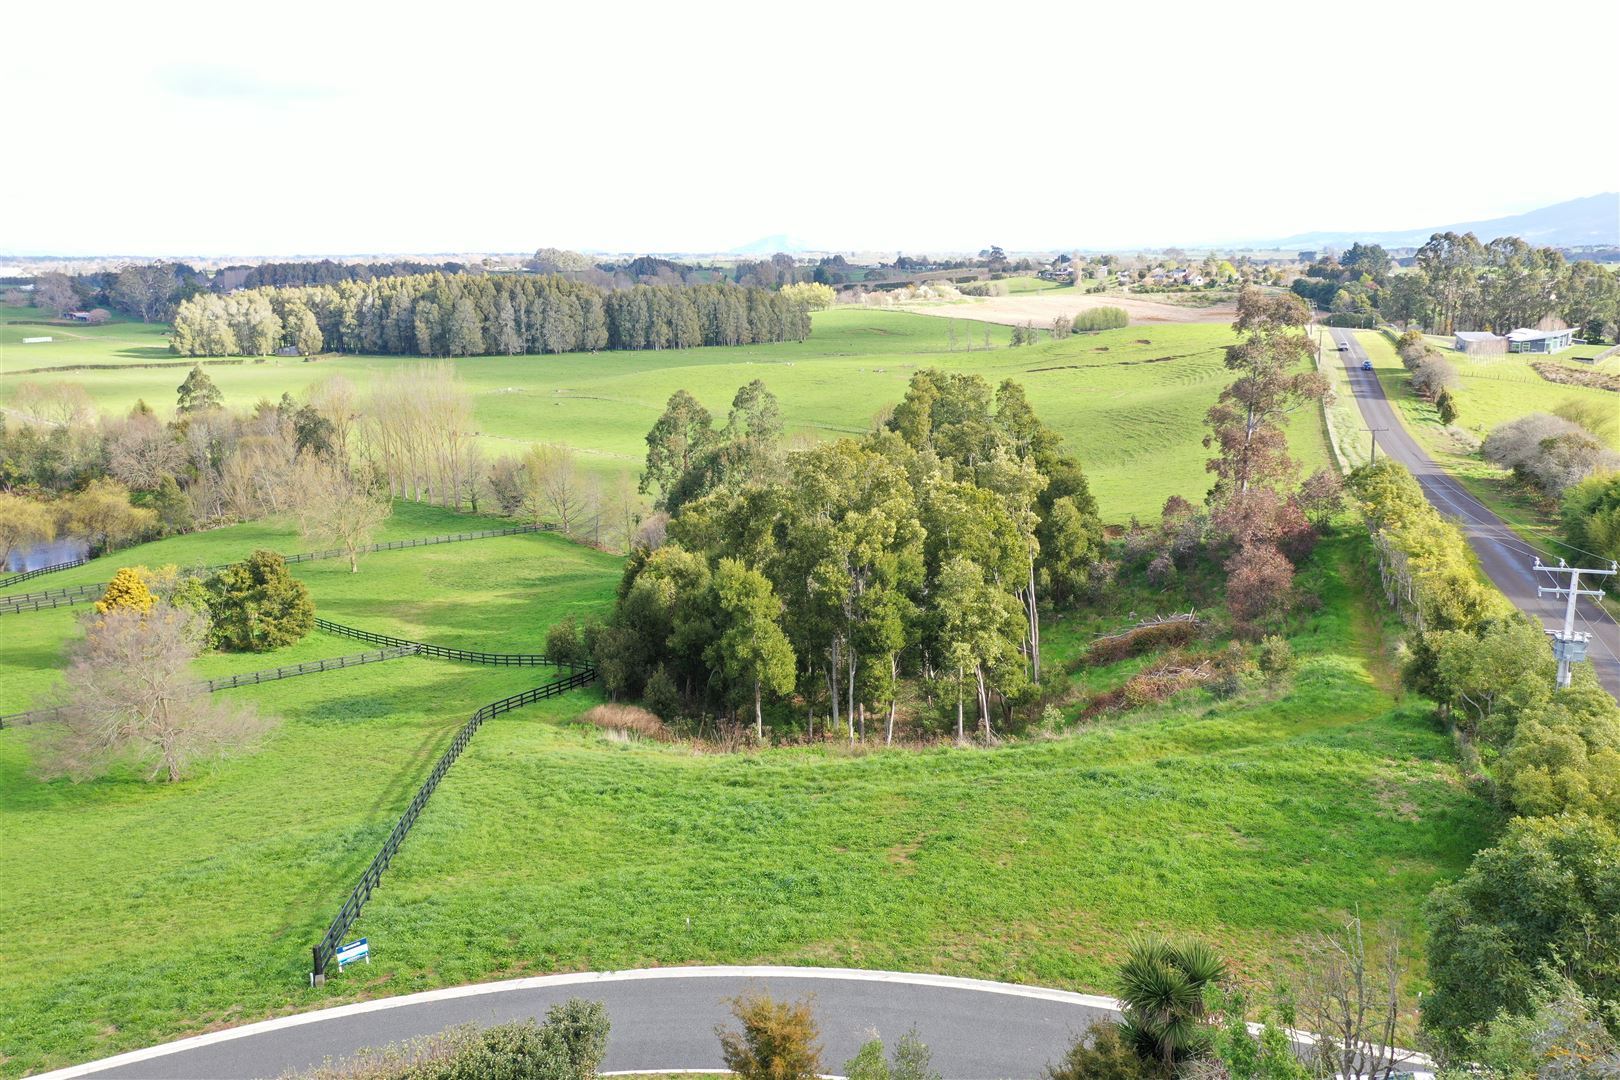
[308,375,361,464]
[523,442,585,535]
[39,605,272,783]
[1295,916,1404,1080]
[294,459,393,572]
[104,413,184,491]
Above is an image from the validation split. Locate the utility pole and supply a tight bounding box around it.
[1534,557,1618,688]
[1363,426,1388,463]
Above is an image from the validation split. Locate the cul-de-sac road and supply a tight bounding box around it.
[40,967,1118,1079]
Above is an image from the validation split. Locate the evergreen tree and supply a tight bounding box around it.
[175,365,223,414]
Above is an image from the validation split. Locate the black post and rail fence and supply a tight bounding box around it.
[310,664,596,983]
[0,523,555,606]
[0,646,420,729]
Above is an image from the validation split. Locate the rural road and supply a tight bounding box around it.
[36,967,1118,1079]
[1327,327,1620,698]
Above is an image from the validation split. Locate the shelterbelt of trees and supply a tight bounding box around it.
[169,273,814,358]
[1290,233,1620,338]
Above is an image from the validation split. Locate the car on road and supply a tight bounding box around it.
[1361,360,1373,371]
[1338,341,1350,351]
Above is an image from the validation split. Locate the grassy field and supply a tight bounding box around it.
[0,309,1328,523]
[0,502,623,716]
[1352,329,1617,551]
[0,518,1494,1075]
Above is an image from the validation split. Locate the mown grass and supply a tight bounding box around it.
[0,309,1329,522]
[0,526,1494,1076]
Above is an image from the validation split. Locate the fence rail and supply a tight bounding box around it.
[0,582,105,605]
[311,665,596,980]
[0,592,96,615]
[0,522,554,597]
[313,618,575,668]
[0,646,419,729]
[0,559,88,590]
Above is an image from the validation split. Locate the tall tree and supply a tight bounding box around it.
[641,389,715,504]
[707,559,797,738]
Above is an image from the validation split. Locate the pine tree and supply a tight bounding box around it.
[175,365,223,414]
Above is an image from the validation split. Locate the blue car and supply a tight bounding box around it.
[1361,360,1373,371]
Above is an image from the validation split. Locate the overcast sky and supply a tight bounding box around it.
[5,0,1616,256]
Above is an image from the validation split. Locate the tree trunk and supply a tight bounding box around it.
[976,665,991,741]
[955,666,965,742]
[754,676,763,741]
[886,654,898,746]
[1027,557,1041,682]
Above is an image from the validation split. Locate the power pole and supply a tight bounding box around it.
[1363,425,1388,463]
[1534,557,1618,688]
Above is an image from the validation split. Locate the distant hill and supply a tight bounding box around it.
[729,234,812,256]
[1271,193,1619,250]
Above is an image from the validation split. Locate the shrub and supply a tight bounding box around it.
[1560,471,1620,562]
[1046,1020,1167,1080]
[1410,355,1458,399]
[281,1000,609,1079]
[716,991,822,1080]
[206,549,315,652]
[1422,814,1620,1053]
[1434,387,1460,424]
[1256,636,1295,683]
[1145,551,1175,586]
[1483,413,1620,497]
[1224,542,1295,634]
[1073,306,1129,332]
[843,1028,939,1080]
[546,615,585,665]
[642,664,679,720]
[96,567,155,615]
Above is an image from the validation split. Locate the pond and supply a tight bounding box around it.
[4,536,90,573]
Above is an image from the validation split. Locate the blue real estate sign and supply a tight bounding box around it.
[335,938,369,970]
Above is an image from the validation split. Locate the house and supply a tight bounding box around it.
[64,311,91,322]
[1454,330,1507,355]
[1506,327,1575,354]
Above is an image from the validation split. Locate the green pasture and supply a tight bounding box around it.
[1353,330,1617,549]
[0,503,623,715]
[0,309,1330,522]
[0,521,1493,1075]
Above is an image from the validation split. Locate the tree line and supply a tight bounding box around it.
[1347,457,1620,1054]
[168,273,813,358]
[1290,234,1620,340]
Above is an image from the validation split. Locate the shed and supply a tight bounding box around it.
[1454,330,1507,355]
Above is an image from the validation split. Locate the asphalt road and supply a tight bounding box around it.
[38,968,1118,1080]
[1326,327,1620,698]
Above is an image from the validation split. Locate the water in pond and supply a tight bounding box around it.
[5,536,90,573]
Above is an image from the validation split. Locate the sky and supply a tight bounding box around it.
[4,0,1617,257]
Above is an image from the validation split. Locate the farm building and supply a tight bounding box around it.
[1454,330,1508,355]
[1506,327,1575,354]
[1453,327,1577,355]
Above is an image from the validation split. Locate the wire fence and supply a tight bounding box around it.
[0,646,420,729]
[311,665,596,980]
[0,522,554,597]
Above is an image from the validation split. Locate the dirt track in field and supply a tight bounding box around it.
[900,291,1236,326]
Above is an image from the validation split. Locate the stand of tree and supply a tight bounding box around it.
[1290,234,1620,340]
[590,373,1106,743]
[169,273,813,357]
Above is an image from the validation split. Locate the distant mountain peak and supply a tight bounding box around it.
[729,234,812,256]
[1270,193,1619,250]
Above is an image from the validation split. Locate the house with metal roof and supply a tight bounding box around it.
[1505,327,1575,354]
